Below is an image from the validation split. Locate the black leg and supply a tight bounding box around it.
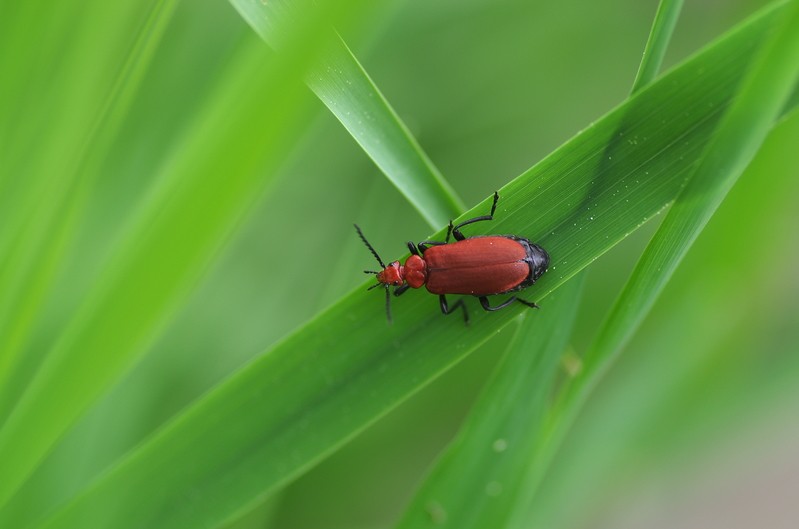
[384,286,392,324]
[479,296,516,311]
[516,298,539,309]
[440,295,469,325]
[450,191,500,241]
[445,220,455,242]
[394,284,410,296]
[418,240,446,253]
[479,296,539,312]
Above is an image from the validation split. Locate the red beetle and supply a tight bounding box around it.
[355,192,549,323]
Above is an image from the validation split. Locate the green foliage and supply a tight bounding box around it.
[553,0,799,463]
[395,276,585,529]
[630,0,684,93]
[231,0,464,228]
[0,1,797,528]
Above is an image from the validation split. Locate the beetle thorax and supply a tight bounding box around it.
[403,254,427,289]
[376,256,427,289]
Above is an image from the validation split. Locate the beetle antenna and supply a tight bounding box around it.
[354,224,386,268]
[384,285,392,324]
[367,283,382,291]
[364,270,379,275]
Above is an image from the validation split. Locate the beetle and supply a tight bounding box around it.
[355,192,549,323]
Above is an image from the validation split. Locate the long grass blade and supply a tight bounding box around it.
[0,0,355,515]
[394,275,584,529]
[630,0,684,94]
[19,3,799,528]
[230,0,465,228]
[0,0,181,428]
[529,0,799,509]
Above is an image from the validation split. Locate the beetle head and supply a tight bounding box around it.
[376,261,403,286]
[354,224,397,323]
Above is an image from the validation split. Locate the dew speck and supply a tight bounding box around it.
[426,501,448,525]
[486,481,503,497]
[492,438,508,452]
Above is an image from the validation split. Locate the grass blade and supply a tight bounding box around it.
[524,112,799,528]
[230,0,465,228]
[0,0,354,516]
[394,275,584,529]
[593,0,799,395]
[630,0,684,94]
[532,0,799,509]
[22,3,799,528]
[0,0,180,427]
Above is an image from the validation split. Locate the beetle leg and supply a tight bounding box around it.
[479,296,516,311]
[418,240,445,253]
[440,295,469,325]
[479,295,539,312]
[515,298,540,309]
[450,191,500,241]
[488,190,499,216]
[394,284,411,296]
[384,286,393,324]
[445,220,455,242]
[451,215,492,240]
[406,242,420,256]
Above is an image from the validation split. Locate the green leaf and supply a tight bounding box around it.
[524,111,799,528]
[230,0,465,228]
[597,0,799,398]
[394,274,584,529]
[534,0,799,498]
[630,0,684,93]
[0,0,359,517]
[23,3,799,529]
[393,4,688,525]
[0,0,181,427]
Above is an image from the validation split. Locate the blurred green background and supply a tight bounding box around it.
[2,0,798,527]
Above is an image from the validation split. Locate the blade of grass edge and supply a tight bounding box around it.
[630,0,684,93]
[0,0,360,516]
[22,3,799,528]
[528,0,799,514]
[229,0,465,228]
[394,274,585,529]
[0,0,181,429]
[532,0,684,463]
[523,116,799,527]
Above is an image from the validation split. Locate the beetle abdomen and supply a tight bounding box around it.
[426,261,530,295]
[424,236,534,296]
